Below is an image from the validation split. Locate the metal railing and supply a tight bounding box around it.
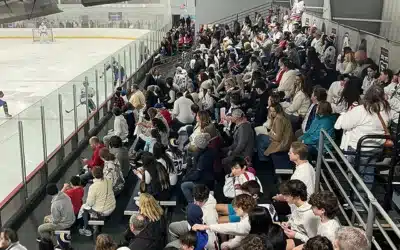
[316,129,400,250]
[0,18,172,228]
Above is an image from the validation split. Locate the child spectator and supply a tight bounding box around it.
[303,236,333,250]
[192,194,257,249]
[223,156,263,199]
[61,176,84,216]
[309,191,341,243]
[274,142,315,204]
[144,129,161,153]
[167,204,208,250]
[279,180,320,248]
[167,184,218,250]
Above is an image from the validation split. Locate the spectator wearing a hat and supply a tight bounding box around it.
[38,183,75,240]
[154,103,172,126]
[166,204,208,250]
[221,109,254,167]
[181,133,216,203]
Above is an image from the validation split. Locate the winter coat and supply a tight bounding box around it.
[300,115,337,146]
[265,114,294,155]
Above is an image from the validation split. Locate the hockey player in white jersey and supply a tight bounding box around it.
[80,80,96,113]
[38,22,48,43]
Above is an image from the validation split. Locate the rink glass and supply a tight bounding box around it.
[0,18,171,227]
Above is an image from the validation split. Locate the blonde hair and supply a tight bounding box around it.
[139,193,164,222]
[95,234,117,250]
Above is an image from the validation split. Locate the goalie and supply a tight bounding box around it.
[38,22,49,43]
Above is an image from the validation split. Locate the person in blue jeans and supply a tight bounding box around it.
[181,133,216,203]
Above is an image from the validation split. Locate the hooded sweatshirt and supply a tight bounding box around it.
[187,204,209,250]
[201,194,219,250]
[288,202,320,243]
[50,192,75,229]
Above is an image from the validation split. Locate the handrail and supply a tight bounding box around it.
[316,129,400,249]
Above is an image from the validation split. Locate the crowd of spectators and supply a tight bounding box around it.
[18,4,395,250]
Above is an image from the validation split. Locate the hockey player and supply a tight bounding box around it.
[38,22,48,43]
[80,81,96,113]
[0,91,11,118]
[104,58,126,86]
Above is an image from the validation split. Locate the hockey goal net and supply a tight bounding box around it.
[32,28,55,42]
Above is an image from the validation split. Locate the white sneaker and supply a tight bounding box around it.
[79,228,92,237]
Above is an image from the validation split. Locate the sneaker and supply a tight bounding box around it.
[79,228,92,237]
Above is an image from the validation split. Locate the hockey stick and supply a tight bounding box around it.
[65,103,81,113]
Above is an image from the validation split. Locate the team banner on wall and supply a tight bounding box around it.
[379,47,389,72]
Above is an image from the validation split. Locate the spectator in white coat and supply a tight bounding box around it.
[283,73,311,129]
[103,107,129,147]
[171,92,195,131]
[334,85,390,186]
[192,194,257,249]
[278,58,298,98]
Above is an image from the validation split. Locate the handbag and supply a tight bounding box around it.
[377,112,394,148]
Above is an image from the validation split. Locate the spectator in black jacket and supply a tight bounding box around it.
[144,68,159,90]
[181,133,216,203]
[123,195,166,250]
[253,79,270,127]
[193,54,206,75]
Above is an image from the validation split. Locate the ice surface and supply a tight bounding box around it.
[0,38,134,202]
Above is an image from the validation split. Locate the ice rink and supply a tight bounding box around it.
[0,37,139,202]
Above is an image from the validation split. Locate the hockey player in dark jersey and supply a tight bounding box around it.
[0,91,11,118]
[104,57,126,86]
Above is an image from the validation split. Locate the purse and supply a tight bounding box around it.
[377,112,394,148]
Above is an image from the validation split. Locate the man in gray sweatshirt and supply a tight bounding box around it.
[222,109,255,167]
[38,183,75,239]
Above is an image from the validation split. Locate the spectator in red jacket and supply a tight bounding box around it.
[80,136,104,184]
[62,176,84,215]
[155,103,172,126]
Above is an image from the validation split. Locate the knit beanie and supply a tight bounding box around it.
[187,203,203,226]
[193,133,211,150]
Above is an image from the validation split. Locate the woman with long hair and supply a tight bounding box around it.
[341,51,357,75]
[95,234,117,250]
[248,206,273,235]
[284,74,311,130]
[99,148,124,194]
[331,77,361,114]
[138,193,164,222]
[151,117,169,146]
[152,142,177,186]
[257,103,294,162]
[335,84,390,186]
